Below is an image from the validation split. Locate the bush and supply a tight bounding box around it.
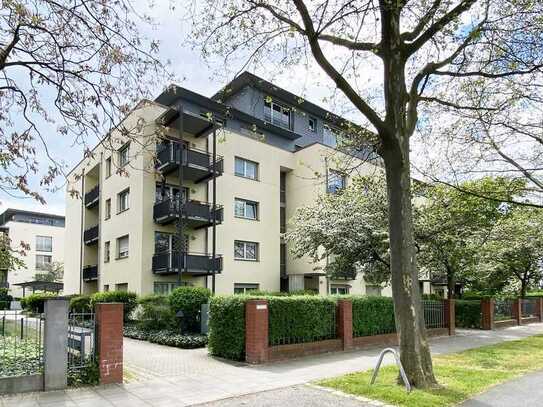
[123,326,207,348]
[169,287,211,332]
[90,291,137,321]
[422,293,442,301]
[0,288,12,310]
[69,295,92,313]
[136,294,176,331]
[208,295,248,361]
[351,296,396,337]
[268,296,337,345]
[20,293,57,313]
[455,300,482,328]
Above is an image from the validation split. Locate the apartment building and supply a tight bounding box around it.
[0,209,65,298]
[63,72,394,296]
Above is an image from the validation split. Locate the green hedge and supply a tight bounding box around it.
[69,295,92,313]
[455,300,482,329]
[136,294,176,331]
[268,296,336,345]
[169,287,211,332]
[208,295,248,361]
[351,296,396,337]
[20,293,57,313]
[90,291,137,321]
[0,288,12,310]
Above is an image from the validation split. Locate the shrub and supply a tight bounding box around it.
[351,296,396,337]
[20,293,57,313]
[268,296,337,345]
[69,295,92,313]
[169,286,211,332]
[90,291,137,321]
[136,294,176,331]
[123,326,207,348]
[455,300,482,328]
[208,295,248,361]
[0,288,12,310]
[422,293,442,301]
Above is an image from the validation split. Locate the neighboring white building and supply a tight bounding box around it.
[0,209,65,298]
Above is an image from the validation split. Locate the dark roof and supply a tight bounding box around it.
[14,281,64,291]
[0,208,65,227]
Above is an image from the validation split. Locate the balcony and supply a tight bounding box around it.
[83,265,98,282]
[152,252,222,276]
[156,142,224,182]
[84,185,100,208]
[153,198,223,228]
[84,225,99,245]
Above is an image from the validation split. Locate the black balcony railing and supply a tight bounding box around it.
[156,142,224,181]
[83,225,99,245]
[153,198,223,228]
[83,265,98,281]
[152,251,222,275]
[84,185,100,208]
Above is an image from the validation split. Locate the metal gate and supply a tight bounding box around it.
[67,312,96,372]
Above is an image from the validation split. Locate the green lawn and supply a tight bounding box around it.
[317,335,543,407]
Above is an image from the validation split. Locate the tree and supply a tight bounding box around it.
[34,261,63,282]
[480,207,543,298]
[189,0,543,387]
[0,0,169,202]
[0,231,25,276]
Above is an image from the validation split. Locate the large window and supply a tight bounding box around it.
[118,143,130,167]
[234,283,259,294]
[309,117,317,133]
[155,184,187,203]
[117,189,129,213]
[36,254,52,271]
[154,282,188,295]
[234,240,259,261]
[331,284,350,295]
[234,198,258,220]
[104,241,110,263]
[154,232,187,253]
[117,235,129,259]
[105,199,111,220]
[264,99,291,129]
[36,236,52,252]
[323,126,342,148]
[234,157,258,180]
[105,157,112,178]
[327,170,346,194]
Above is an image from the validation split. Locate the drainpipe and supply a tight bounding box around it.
[212,126,217,295]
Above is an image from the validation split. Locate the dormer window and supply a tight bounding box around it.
[264,98,291,130]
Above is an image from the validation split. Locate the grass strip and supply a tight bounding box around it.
[317,335,543,407]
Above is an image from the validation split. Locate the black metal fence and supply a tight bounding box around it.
[494,299,515,321]
[0,310,44,378]
[67,312,96,372]
[423,300,447,329]
[521,299,538,318]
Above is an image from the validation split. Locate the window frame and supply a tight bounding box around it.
[323,125,343,148]
[264,98,292,130]
[105,156,112,178]
[118,143,130,167]
[104,241,110,263]
[117,188,130,213]
[36,235,52,252]
[327,170,346,194]
[105,198,111,220]
[35,254,53,271]
[308,117,317,133]
[234,157,259,181]
[234,240,259,261]
[330,285,350,295]
[116,235,129,259]
[234,283,259,295]
[234,198,259,220]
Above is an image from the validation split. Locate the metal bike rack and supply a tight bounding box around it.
[370,348,412,393]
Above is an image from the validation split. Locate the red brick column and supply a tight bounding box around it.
[337,300,353,350]
[95,303,124,384]
[245,299,269,364]
[481,298,494,330]
[513,298,522,325]
[537,298,543,322]
[444,299,455,336]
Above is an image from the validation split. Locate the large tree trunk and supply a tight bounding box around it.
[447,269,456,299]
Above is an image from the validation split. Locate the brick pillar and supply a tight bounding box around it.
[444,299,455,336]
[513,298,522,325]
[537,298,543,322]
[245,299,269,364]
[95,303,124,384]
[481,298,494,330]
[337,300,353,350]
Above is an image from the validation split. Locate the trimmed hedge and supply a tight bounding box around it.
[455,300,482,329]
[169,287,211,332]
[69,295,92,313]
[268,296,337,345]
[0,288,12,310]
[20,293,57,313]
[208,295,248,361]
[351,296,396,337]
[90,291,137,321]
[136,294,176,331]
[123,326,207,349]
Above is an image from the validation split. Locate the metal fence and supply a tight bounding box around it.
[494,299,514,321]
[423,300,446,329]
[521,299,538,318]
[67,312,96,372]
[0,310,44,378]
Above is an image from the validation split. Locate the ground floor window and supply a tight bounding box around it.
[115,283,128,292]
[365,285,382,296]
[154,281,190,295]
[330,284,350,295]
[234,240,259,261]
[234,283,259,294]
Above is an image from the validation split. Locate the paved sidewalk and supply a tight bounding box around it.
[2,323,543,406]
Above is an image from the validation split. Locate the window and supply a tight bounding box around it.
[234,240,259,261]
[234,283,259,294]
[103,285,109,292]
[117,189,129,213]
[234,157,258,180]
[118,143,130,167]
[155,184,187,203]
[234,198,258,220]
[104,241,110,263]
[331,285,350,295]
[264,98,291,129]
[308,117,317,133]
[35,254,52,271]
[117,235,129,259]
[36,236,52,252]
[154,282,185,295]
[327,170,346,194]
[323,126,342,148]
[280,207,286,233]
[105,157,112,178]
[280,172,286,204]
[115,283,128,291]
[105,199,111,220]
[280,243,287,275]
[154,232,187,253]
[366,285,382,296]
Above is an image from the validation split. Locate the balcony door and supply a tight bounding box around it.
[155,184,189,204]
[154,232,189,254]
